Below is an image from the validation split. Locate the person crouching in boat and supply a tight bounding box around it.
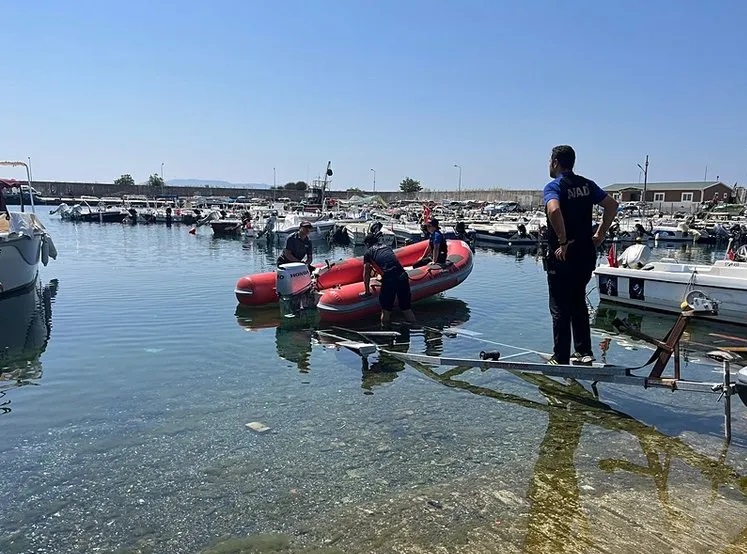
[360,234,416,325]
[277,221,313,270]
[413,218,448,268]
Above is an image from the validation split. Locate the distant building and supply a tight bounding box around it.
[604,181,733,208]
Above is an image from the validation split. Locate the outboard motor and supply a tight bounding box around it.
[736,367,747,407]
[276,262,318,315]
[516,223,527,237]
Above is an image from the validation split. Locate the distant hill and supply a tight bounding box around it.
[166,179,270,189]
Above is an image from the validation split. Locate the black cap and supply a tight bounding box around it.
[427,218,439,228]
[300,220,313,228]
[363,234,378,247]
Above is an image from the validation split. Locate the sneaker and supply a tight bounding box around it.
[572,352,595,365]
[546,356,560,365]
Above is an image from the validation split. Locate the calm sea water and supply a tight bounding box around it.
[1,211,746,554]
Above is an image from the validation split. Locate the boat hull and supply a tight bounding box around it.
[595,261,747,325]
[0,234,42,297]
[316,241,473,322]
[234,241,430,306]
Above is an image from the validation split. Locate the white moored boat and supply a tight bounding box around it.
[594,244,747,325]
[0,162,57,296]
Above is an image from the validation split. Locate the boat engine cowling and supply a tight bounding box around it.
[618,243,651,269]
[276,263,312,297]
[736,367,747,407]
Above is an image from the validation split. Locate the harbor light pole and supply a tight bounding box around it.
[160,162,165,196]
[453,164,462,200]
[370,168,376,193]
[636,155,649,211]
[273,167,276,200]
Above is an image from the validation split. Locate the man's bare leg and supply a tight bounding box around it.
[402,309,416,323]
[381,309,392,325]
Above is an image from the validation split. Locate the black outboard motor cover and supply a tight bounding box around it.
[737,367,747,407]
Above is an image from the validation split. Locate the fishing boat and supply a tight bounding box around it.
[0,161,57,296]
[594,243,747,325]
[316,241,473,322]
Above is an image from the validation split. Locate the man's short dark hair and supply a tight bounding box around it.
[551,145,576,170]
[363,234,378,247]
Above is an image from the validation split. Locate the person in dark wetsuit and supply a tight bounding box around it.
[543,145,618,366]
[414,218,448,268]
[277,221,313,269]
[360,234,416,325]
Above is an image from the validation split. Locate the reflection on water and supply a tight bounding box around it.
[0,280,57,414]
[593,301,747,364]
[4,214,747,554]
[236,297,472,392]
[399,356,747,553]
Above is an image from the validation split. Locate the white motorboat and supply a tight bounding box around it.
[344,221,396,246]
[273,213,337,242]
[594,244,747,325]
[470,221,542,246]
[0,162,57,297]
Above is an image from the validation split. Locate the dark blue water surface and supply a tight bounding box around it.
[1,212,746,554]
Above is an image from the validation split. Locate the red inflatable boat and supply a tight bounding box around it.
[235,241,428,306]
[316,240,473,323]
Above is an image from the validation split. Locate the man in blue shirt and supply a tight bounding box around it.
[361,234,416,325]
[414,218,448,267]
[543,145,618,365]
[277,221,313,268]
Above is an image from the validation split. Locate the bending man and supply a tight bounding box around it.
[361,234,416,325]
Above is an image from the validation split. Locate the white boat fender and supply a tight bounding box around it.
[41,236,49,266]
[736,367,747,407]
[46,234,58,260]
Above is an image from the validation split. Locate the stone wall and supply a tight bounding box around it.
[30,181,544,208]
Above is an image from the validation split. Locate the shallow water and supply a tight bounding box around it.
[1,213,746,554]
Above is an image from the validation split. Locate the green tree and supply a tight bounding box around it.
[346,187,364,194]
[114,174,135,187]
[148,173,164,188]
[283,181,308,191]
[399,177,422,194]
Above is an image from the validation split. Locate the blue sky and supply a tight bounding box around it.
[3,0,746,191]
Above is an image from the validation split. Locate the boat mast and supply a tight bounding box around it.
[320,161,332,210]
[637,154,649,216]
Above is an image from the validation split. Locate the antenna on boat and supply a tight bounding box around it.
[320,161,332,210]
[0,160,34,213]
[636,154,649,217]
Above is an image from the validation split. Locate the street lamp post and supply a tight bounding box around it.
[160,162,165,196]
[273,167,276,201]
[370,168,376,193]
[636,155,649,213]
[453,164,462,200]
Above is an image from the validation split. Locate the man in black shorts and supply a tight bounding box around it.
[361,234,416,325]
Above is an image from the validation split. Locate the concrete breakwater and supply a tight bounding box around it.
[28,180,543,208]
